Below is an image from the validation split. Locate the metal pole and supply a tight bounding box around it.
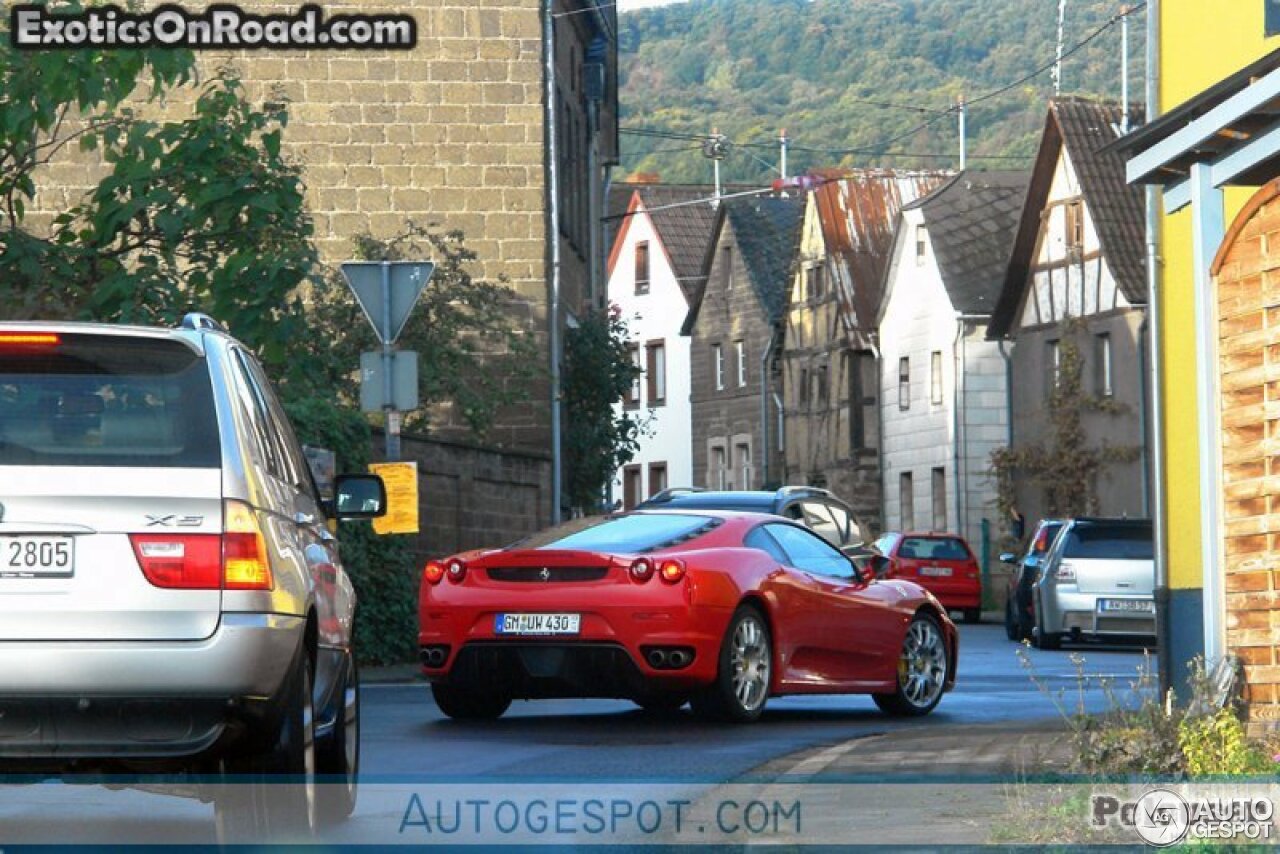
[381,260,399,461]
[957,95,966,171]
[1144,0,1172,700]
[1054,0,1067,94]
[779,128,788,180]
[1120,5,1130,133]
[544,0,563,524]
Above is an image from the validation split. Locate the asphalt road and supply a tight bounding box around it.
[0,623,1151,845]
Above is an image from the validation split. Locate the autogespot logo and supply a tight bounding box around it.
[1133,789,1189,847]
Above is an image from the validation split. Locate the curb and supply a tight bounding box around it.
[360,663,423,684]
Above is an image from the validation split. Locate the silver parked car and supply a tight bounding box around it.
[0,316,385,837]
[1031,517,1154,649]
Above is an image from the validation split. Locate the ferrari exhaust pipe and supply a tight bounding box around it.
[667,649,689,668]
[646,649,667,668]
[421,645,449,667]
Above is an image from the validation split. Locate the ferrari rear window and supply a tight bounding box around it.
[899,536,971,561]
[528,513,718,553]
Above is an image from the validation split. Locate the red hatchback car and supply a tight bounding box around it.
[418,511,957,722]
[869,532,983,623]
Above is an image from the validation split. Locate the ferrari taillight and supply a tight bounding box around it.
[658,559,686,584]
[446,559,467,584]
[629,558,654,583]
[424,561,446,585]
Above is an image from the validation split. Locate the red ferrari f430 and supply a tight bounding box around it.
[418,511,957,722]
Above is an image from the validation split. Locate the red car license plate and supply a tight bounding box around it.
[918,565,952,577]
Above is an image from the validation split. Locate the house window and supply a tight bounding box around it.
[930,351,943,406]
[900,471,914,530]
[915,225,927,266]
[625,342,641,408]
[1064,200,1084,252]
[710,445,728,489]
[806,265,825,300]
[1095,333,1113,397]
[735,441,752,490]
[646,340,666,405]
[932,467,947,532]
[623,465,642,511]
[735,340,747,387]
[898,357,910,410]
[713,343,724,391]
[721,245,733,292]
[634,241,650,295]
[799,367,810,406]
[1269,0,1280,36]
[648,462,667,497]
[1046,339,1061,398]
[817,364,829,407]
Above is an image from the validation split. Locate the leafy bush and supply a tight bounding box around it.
[283,397,418,667]
[1178,707,1274,777]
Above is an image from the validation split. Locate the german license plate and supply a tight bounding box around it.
[919,565,953,577]
[494,613,580,635]
[1,536,75,578]
[1099,598,1154,613]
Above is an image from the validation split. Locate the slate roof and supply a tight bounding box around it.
[989,97,1147,337]
[606,183,727,301]
[723,193,807,325]
[910,170,1030,315]
[680,192,806,335]
[813,171,952,330]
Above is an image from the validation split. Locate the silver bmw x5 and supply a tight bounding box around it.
[0,315,385,837]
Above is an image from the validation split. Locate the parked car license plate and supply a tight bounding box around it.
[1099,598,1154,613]
[494,613,580,635]
[919,565,953,577]
[1,536,75,578]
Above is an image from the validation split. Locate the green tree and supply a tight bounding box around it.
[562,306,646,514]
[0,16,316,371]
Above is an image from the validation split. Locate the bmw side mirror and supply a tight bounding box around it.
[334,474,387,520]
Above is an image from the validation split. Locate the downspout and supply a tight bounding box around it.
[544,0,563,523]
[761,326,780,487]
[953,318,966,536]
[997,339,1014,449]
[1144,0,1171,697]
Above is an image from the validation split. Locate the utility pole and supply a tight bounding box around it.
[1120,4,1131,133]
[957,95,967,172]
[703,129,730,206]
[778,127,789,180]
[1053,0,1067,94]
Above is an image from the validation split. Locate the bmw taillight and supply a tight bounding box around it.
[0,332,60,346]
[130,534,221,588]
[130,499,272,590]
[222,500,273,589]
[424,561,446,585]
[629,558,654,583]
[658,559,686,584]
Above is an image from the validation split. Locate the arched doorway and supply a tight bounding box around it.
[1211,176,1280,727]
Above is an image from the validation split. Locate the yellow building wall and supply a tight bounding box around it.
[1159,1,1280,588]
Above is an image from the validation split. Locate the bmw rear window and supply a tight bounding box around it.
[516,513,718,553]
[0,333,221,467]
[1062,525,1153,559]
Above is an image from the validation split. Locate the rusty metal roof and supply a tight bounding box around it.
[812,170,952,331]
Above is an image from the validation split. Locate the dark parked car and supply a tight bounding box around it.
[1000,519,1065,641]
[636,487,867,555]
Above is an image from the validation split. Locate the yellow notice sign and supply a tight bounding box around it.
[369,461,419,535]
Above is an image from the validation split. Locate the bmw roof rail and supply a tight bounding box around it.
[179,312,227,333]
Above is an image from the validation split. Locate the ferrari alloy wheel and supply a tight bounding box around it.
[692,605,772,723]
[873,612,948,717]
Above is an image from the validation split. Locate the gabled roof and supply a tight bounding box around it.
[605,183,723,301]
[813,171,952,330]
[681,193,805,334]
[910,170,1029,316]
[989,98,1146,338]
